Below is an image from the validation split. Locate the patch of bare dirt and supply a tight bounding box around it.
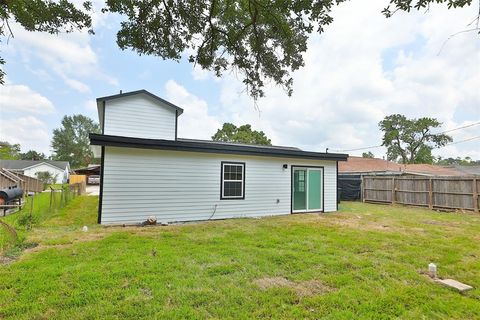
[0,255,15,265]
[254,277,335,297]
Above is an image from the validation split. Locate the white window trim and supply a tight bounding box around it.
[221,162,245,199]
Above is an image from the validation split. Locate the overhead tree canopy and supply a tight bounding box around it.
[51,114,100,168]
[212,123,272,145]
[378,114,453,164]
[1,1,477,96]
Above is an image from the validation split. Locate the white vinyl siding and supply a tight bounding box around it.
[103,95,176,140]
[101,147,338,225]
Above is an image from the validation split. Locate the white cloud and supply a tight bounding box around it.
[0,83,55,114]
[85,100,97,112]
[191,65,210,81]
[0,116,51,154]
[5,0,118,93]
[211,0,480,159]
[164,80,221,139]
[65,78,91,93]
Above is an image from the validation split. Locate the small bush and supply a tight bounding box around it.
[35,171,59,190]
[17,213,39,230]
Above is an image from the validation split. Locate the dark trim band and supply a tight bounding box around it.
[90,134,348,162]
[98,146,105,224]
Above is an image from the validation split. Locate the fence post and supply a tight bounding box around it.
[391,177,395,205]
[362,175,365,202]
[473,178,478,213]
[428,179,433,209]
[49,187,53,210]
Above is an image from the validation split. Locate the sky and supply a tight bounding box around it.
[0,0,479,160]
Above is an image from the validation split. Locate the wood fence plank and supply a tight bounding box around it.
[362,175,476,212]
[473,178,478,213]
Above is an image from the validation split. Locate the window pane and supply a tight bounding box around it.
[223,164,243,181]
[224,181,242,197]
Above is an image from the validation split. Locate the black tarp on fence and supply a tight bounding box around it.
[338,174,362,201]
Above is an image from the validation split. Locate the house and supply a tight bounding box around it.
[0,160,70,184]
[339,156,468,177]
[89,90,348,225]
[453,165,480,176]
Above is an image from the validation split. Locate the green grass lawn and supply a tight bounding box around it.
[1,199,480,319]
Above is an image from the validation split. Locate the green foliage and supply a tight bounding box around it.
[0,0,92,83]
[362,151,375,158]
[212,123,271,145]
[379,114,452,164]
[103,0,346,100]
[51,114,100,168]
[2,201,480,318]
[383,0,473,17]
[1,0,475,98]
[436,156,480,166]
[0,141,21,159]
[17,212,39,230]
[35,171,58,189]
[20,150,46,160]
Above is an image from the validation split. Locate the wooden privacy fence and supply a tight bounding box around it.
[362,176,479,212]
[0,169,43,193]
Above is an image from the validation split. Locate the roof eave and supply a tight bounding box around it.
[90,134,348,161]
[96,89,184,115]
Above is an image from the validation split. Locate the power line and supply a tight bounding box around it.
[440,135,480,147]
[433,121,480,135]
[330,145,383,152]
[330,121,480,153]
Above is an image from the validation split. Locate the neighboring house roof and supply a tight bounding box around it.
[0,160,70,171]
[90,134,348,161]
[96,90,184,115]
[339,156,468,176]
[452,165,480,176]
[403,164,468,176]
[339,156,403,174]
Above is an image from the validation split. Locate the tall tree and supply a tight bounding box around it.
[379,114,452,164]
[20,150,46,161]
[362,151,375,158]
[51,114,100,168]
[212,123,271,145]
[0,141,21,159]
[1,1,476,96]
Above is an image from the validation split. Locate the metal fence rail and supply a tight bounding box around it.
[362,176,479,212]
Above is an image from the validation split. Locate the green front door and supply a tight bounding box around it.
[292,167,323,212]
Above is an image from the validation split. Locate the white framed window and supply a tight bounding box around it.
[221,162,245,199]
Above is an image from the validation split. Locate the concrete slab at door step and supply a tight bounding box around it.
[435,279,473,292]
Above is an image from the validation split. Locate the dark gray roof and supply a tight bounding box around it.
[0,160,70,171]
[97,89,184,115]
[90,134,348,161]
[177,138,302,151]
[454,165,480,176]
